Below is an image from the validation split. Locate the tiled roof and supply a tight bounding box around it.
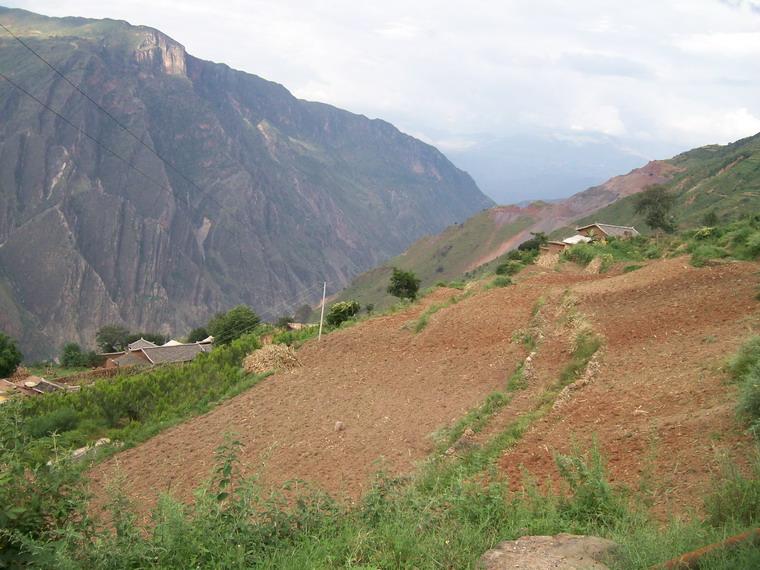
[128,338,159,350]
[141,344,205,365]
[114,351,151,367]
[576,223,640,237]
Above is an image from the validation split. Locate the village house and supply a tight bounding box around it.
[104,336,214,368]
[575,223,640,240]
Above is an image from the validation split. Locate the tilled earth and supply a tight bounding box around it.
[89,258,759,521]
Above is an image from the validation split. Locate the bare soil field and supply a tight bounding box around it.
[499,258,760,517]
[90,257,759,521]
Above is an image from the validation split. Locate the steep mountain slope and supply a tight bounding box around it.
[334,159,677,310]
[0,7,492,359]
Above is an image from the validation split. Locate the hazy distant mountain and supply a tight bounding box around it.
[447,132,682,204]
[0,7,492,359]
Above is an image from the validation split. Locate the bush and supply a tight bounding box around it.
[495,261,522,276]
[95,325,130,353]
[690,244,728,267]
[325,301,360,327]
[729,337,760,438]
[563,244,596,266]
[0,333,22,378]
[490,276,512,288]
[26,407,79,438]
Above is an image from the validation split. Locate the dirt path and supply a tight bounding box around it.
[499,258,760,517]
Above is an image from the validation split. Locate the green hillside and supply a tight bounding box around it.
[332,208,538,310]
[562,134,760,236]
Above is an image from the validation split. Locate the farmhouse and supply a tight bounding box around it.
[576,223,640,240]
[105,337,214,368]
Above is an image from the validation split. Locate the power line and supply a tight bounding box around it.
[0,70,175,193]
[0,22,205,196]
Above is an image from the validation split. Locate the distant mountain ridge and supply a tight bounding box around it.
[334,133,760,310]
[0,7,492,359]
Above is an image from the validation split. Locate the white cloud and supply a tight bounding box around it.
[4,0,760,156]
[674,31,760,56]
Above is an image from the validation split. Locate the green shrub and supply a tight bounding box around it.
[705,454,760,527]
[495,261,522,276]
[598,253,614,273]
[729,336,760,380]
[690,244,728,267]
[208,306,261,345]
[26,407,79,438]
[490,276,512,288]
[563,244,596,266]
[325,300,360,327]
[387,268,421,300]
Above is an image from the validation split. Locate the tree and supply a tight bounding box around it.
[186,327,209,343]
[294,304,313,323]
[95,325,130,353]
[387,268,421,300]
[208,305,261,345]
[325,301,360,327]
[61,343,86,368]
[517,232,548,252]
[0,333,22,378]
[635,185,677,233]
[365,303,375,315]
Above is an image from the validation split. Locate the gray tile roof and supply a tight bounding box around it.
[141,344,205,365]
[576,223,640,238]
[128,338,159,350]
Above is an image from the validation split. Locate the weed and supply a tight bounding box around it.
[488,276,512,288]
[705,452,760,527]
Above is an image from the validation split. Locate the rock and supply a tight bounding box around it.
[478,533,619,569]
[463,427,475,438]
[334,420,345,432]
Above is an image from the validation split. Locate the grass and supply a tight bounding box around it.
[506,363,528,391]
[412,292,473,333]
[729,336,760,439]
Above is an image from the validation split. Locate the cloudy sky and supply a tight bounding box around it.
[5,0,760,198]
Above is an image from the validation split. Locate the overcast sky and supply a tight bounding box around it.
[5,0,760,157]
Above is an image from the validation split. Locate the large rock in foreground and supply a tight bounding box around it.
[478,533,619,569]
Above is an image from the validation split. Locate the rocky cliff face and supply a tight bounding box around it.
[0,8,492,359]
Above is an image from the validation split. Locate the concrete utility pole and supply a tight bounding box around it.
[318,281,326,341]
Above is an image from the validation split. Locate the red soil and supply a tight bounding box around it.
[89,257,759,522]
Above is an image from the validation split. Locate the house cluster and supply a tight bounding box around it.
[541,222,640,254]
[103,336,215,368]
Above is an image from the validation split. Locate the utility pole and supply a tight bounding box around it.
[318,281,327,341]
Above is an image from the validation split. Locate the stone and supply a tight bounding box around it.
[334,420,345,432]
[478,533,619,570]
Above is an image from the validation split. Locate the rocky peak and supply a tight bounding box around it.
[134,29,186,76]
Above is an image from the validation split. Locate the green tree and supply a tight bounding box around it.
[276,315,294,328]
[60,343,88,368]
[0,333,22,377]
[635,185,677,233]
[208,305,261,345]
[325,301,360,327]
[365,303,375,315]
[387,268,421,300]
[186,327,209,343]
[95,325,130,353]
[517,231,548,252]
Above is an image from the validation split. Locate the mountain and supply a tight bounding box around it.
[445,132,679,204]
[336,130,760,309]
[0,7,492,359]
[561,133,760,233]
